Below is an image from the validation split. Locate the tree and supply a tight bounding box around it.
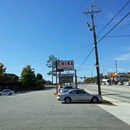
[84,77,96,84]
[36,73,43,80]
[20,65,36,88]
[0,63,6,74]
[35,73,45,89]
[0,63,6,83]
[46,55,58,84]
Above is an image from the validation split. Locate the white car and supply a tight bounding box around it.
[57,89,103,103]
[59,86,84,93]
[0,89,15,96]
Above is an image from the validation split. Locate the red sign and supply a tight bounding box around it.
[57,60,74,70]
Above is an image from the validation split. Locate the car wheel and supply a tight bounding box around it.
[64,97,71,103]
[91,97,99,103]
[9,93,12,96]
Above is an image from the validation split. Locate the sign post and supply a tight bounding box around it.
[55,60,76,94]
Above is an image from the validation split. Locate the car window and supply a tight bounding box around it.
[3,90,8,92]
[78,90,86,94]
[69,90,77,94]
[64,86,73,89]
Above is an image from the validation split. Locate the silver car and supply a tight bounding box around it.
[57,89,103,103]
[0,89,15,96]
[59,86,84,93]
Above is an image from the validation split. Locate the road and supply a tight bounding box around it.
[0,88,130,130]
[79,84,130,103]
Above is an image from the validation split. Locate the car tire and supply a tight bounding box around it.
[64,97,71,103]
[91,97,99,103]
[9,93,12,96]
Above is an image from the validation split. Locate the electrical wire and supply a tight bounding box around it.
[77,46,94,71]
[77,1,130,71]
[111,23,130,35]
[107,35,130,38]
[101,0,112,14]
[77,12,130,71]
[97,0,130,36]
[58,43,93,58]
[97,12,130,44]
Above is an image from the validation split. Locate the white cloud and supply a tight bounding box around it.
[116,53,130,61]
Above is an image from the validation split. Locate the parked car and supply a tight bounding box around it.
[59,86,84,93]
[101,79,111,85]
[57,89,103,103]
[0,89,15,96]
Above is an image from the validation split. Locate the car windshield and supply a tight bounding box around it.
[3,89,10,92]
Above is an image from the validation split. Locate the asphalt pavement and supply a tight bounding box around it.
[0,88,130,130]
[79,84,130,127]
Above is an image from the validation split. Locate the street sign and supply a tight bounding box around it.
[56,60,74,70]
[58,74,74,78]
[59,77,73,83]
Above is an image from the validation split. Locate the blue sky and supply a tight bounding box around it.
[0,0,130,81]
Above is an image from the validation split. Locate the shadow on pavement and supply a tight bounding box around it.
[100,100,116,106]
[60,100,116,106]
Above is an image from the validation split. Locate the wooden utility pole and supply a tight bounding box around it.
[83,4,101,95]
[115,60,118,74]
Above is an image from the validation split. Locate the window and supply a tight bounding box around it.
[78,90,86,94]
[69,90,77,94]
[65,86,73,89]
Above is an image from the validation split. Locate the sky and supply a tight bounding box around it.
[0,0,130,82]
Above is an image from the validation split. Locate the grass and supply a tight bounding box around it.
[100,100,116,106]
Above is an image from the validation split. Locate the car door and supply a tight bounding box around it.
[2,90,9,95]
[69,90,80,102]
[78,90,91,102]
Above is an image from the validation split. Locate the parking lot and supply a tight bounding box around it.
[0,88,130,130]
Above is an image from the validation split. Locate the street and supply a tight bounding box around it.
[79,84,130,126]
[0,88,130,130]
[79,84,130,103]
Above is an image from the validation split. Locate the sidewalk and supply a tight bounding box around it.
[98,96,130,126]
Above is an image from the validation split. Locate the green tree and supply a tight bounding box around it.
[0,63,6,83]
[84,77,96,84]
[0,63,6,74]
[20,65,36,89]
[35,73,46,89]
[46,55,58,84]
[36,73,43,80]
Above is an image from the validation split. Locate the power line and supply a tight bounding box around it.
[77,12,130,71]
[111,23,130,35]
[101,0,112,14]
[97,0,130,35]
[97,12,130,44]
[77,2,130,73]
[58,44,93,58]
[107,35,130,38]
[77,46,94,71]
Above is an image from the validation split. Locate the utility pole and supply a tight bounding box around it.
[115,60,118,74]
[83,4,102,95]
[74,69,78,88]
